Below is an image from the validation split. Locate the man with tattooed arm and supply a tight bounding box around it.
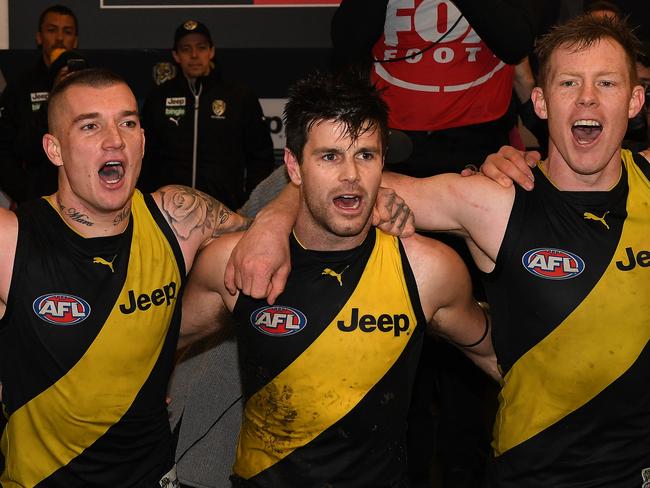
[0,68,249,487]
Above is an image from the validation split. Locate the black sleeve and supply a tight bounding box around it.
[330,0,389,73]
[451,0,560,64]
[241,89,275,197]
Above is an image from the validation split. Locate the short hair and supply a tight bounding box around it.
[535,14,641,88]
[284,71,389,163]
[48,68,128,132]
[38,4,78,35]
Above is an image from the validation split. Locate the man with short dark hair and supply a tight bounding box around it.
[180,71,498,487]
[0,4,79,204]
[141,20,275,210]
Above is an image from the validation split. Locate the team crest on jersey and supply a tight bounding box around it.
[522,248,585,280]
[211,99,226,118]
[250,305,307,337]
[33,293,91,325]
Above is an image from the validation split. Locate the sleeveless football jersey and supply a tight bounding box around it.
[0,190,185,487]
[484,150,650,487]
[232,228,425,487]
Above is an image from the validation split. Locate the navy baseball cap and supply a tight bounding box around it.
[173,20,212,50]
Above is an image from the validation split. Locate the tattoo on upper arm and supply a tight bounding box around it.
[159,186,249,240]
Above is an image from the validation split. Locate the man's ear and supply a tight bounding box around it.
[284,148,302,186]
[628,84,645,119]
[531,87,548,120]
[172,50,180,64]
[35,31,43,48]
[43,133,63,167]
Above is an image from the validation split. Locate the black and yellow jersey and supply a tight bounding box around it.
[232,228,425,487]
[0,190,185,487]
[484,150,650,487]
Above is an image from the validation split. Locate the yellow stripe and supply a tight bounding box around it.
[1,191,181,486]
[493,150,650,456]
[234,229,418,479]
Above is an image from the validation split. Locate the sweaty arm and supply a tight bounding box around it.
[403,234,499,380]
[381,171,513,272]
[152,185,251,273]
[0,208,18,320]
[179,232,242,349]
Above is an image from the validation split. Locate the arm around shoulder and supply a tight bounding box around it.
[151,185,251,272]
[381,171,514,263]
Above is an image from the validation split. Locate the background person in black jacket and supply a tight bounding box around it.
[140,20,275,211]
[0,4,79,204]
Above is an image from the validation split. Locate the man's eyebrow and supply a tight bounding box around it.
[72,112,100,124]
[71,110,139,125]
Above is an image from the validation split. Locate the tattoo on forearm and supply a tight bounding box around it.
[113,207,131,226]
[59,204,93,227]
[159,185,248,240]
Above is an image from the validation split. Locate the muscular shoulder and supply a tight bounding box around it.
[0,208,18,309]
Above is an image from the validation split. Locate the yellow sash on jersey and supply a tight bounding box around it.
[493,150,650,456]
[1,191,182,487]
[234,229,418,479]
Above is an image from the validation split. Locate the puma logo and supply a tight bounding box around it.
[93,256,116,273]
[322,265,349,286]
[169,117,180,126]
[583,211,610,229]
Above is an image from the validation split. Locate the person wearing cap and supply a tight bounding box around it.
[0,4,79,204]
[140,20,275,211]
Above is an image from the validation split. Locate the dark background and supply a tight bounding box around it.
[1,1,337,101]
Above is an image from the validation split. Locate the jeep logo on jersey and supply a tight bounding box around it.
[522,248,585,280]
[250,306,307,337]
[119,281,177,314]
[338,308,410,337]
[33,293,91,325]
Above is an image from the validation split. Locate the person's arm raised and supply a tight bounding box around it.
[381,171,514,271]
[151,185,251,273]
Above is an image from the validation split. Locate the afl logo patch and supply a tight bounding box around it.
[33,294,91,325]
[522,248,585,280]
[250,305,307,337]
